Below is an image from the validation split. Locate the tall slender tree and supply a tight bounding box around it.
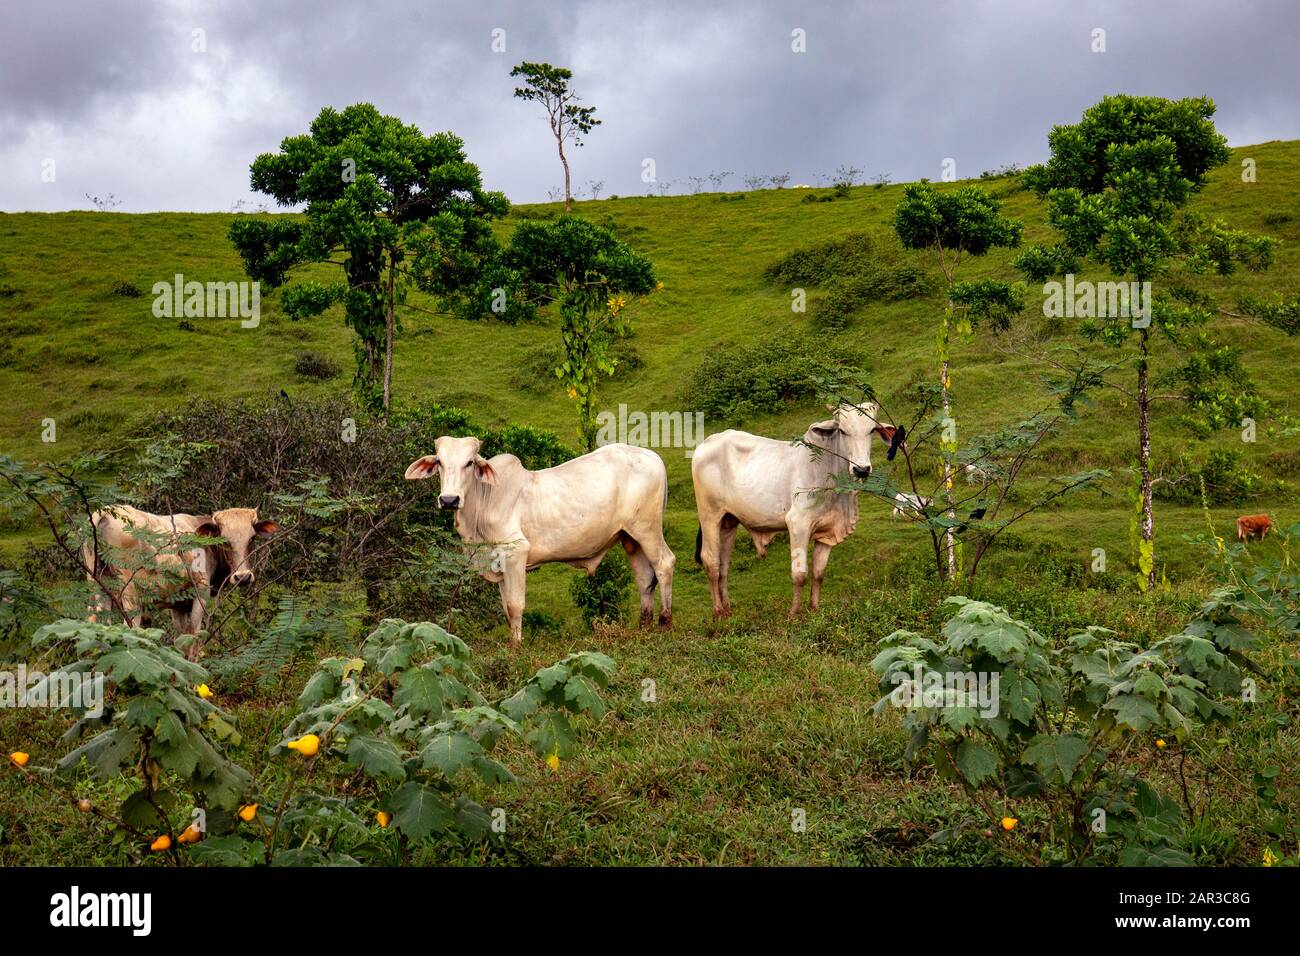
[511,62,600,213]
[894,183,1023,578]
[1015,95,1278,589]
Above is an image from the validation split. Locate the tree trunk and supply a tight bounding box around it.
[559,139,572,213]
[383,253,395,416]
[1137,326,1155,589]
[940,313,956,581]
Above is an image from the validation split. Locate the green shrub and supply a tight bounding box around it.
[23,616,615,865]
[686,332,864,421]
[762,231,876,285]
[1155,449,1282,505]
[110,280,143,298]
[293,350,341,381]
[509,339,642,394]
[138,394,571,600]
[570,552,633,627]
[816,264,934,329]
[870,593,1259,864]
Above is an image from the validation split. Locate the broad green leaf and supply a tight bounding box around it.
[395,665,445,718]
[345,734,406,781]
[298,670,338,709]
[189,835,260,867]
[97,647,171,686]
[471,756,516,786]
[525,710,574,759]
[953,739,998,786]
[387,782,454,840]
[1022,733,1091,785]
[563,674,606,717]
[420,731,482,776]
[499,683,545,722]
[1105,694,1162,731]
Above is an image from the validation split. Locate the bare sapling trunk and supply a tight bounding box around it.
[1137,326,1155,589]
[559,139,572,212]
[383,253,395,415]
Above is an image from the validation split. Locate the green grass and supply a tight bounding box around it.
[2,142,1299,866]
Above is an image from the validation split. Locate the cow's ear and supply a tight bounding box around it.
[879,424,906,461]
[809,419,841,436]
[194,521,221,540]
[404,456,439,480]
[474,456,497,484]
[254,519,279,537]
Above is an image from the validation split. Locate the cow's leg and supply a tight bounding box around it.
[622,536,657,627]
[787,524,811,618]
[81,543,103,624]
[717,518,739,617]
[698,519,726,620]
[119,581,143,629]
[635,534,676,628]
[180,588,209,662]
[498,550,528,646]
[809,541,832,612]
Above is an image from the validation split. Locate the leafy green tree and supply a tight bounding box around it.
[499,216,657,451]
[229,104,509,413]
[1014,95,1278,588]
[511,62,600,213]
[893,184,1023,578]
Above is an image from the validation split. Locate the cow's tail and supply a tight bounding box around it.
[694,526,703,565]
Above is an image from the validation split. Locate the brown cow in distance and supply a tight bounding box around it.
[1235,513,1272,542]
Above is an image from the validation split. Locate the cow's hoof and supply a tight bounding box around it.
[657,614,673,629]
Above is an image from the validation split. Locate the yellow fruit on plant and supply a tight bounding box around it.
[177,823,203,845]
[376,812,391,828]
[1156,738,1167,749]
[9,751,29,767]
[1001,817,1018,831]
[150,835,172,852]
[76,799,93,814]
[237,804,258,822]
[546,753,560,772]
[195,684,214,699]
[286,733,320,756]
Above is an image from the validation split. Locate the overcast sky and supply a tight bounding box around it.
[3,0,1297,212]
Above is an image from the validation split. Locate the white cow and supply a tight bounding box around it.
[692,403,896,619]
[892,492,931,520]
[405,436,676,645]
[82,505,278,659]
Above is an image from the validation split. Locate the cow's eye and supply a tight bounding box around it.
[465,462,472,469]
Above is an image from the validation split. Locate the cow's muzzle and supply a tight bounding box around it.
[851,465,872,479]
[230,570,254,586]
[438,495,461,509]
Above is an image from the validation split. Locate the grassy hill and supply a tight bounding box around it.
[2,140,1298,610]
[2,141,1298,865]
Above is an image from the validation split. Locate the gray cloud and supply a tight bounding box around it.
[2,0,1297,211]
